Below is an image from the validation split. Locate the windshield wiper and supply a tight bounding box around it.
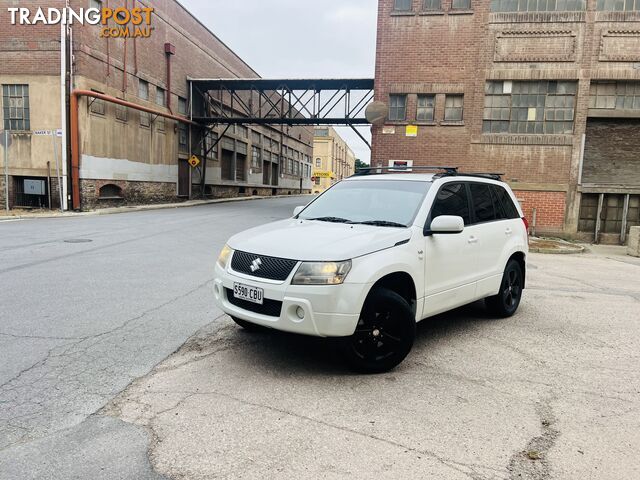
[306,216,352,224]
[349,220,407,228]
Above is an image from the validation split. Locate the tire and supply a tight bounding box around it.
[339,287,416,374]
[485,259,524,318]
[231,316,268,332]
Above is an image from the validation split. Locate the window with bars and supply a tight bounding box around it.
[589,82,640,110]
[423,0,442,9]
[252,146,261,168]
[452,0,471,9]
[2,85,30,131]
[483,81,576,134]
[394,0,412,10]
[444,95,464,122]
[491,0,586,11]
[416,95,435,122]
[388,94,407,122]
[596,0,640,10]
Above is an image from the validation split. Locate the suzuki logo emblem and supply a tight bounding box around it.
[250,258,263,272]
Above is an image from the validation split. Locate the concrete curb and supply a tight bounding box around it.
[529,238,585,255]
[0,193,314,222]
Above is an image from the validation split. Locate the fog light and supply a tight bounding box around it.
[295,306,305,319]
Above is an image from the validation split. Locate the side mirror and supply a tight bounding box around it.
[293,206,305,217]
[427,215,465,235]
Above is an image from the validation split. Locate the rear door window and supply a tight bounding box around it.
[491,185,520,219]
[469,183,497,224]
[430,182,471,225]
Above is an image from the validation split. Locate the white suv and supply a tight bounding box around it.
[214,168,528,373]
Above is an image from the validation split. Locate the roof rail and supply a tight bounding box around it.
[434,171,505,181]
[352,166,458,177]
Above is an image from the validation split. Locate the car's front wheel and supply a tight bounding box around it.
[339,287,416,373]
[485,259,524,318]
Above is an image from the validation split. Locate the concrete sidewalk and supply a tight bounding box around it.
[0,193,314,222]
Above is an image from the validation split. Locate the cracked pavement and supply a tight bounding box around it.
[102,244,639,479]
[1,198,639,479]
[0,197,305,479]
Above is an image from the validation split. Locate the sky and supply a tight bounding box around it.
[179,0,378,164]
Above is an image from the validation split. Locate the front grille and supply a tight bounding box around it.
[231,250,298,281]
[225,289,283,317]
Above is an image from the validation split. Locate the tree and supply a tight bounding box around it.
[354,158,369,172]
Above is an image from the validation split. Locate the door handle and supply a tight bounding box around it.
[468,236,478,244]
[505,228,513,236]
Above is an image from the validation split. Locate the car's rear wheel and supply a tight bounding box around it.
[339,287,416,373]
[230,316,267,332]
[485,259,523,318]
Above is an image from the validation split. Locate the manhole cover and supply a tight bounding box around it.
[64,239,93,244]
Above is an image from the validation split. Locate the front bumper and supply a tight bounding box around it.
[213,263,368,337]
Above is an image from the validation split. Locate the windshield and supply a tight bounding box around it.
[299,179,431,227]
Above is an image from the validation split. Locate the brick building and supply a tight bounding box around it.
[0,0,313,211]
[372,0,640,243]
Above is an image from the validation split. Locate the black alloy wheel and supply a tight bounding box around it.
[340,287,416,373]
[485,259,524,318]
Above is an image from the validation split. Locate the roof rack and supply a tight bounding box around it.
[434,171,505,181]
[352,166,458,177]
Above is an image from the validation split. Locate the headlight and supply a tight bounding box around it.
[217,244,233,269]
[292,260,352,285]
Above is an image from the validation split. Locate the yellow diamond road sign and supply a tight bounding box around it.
[188,155,201,168]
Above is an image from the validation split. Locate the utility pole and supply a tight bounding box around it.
[3,130,8,213]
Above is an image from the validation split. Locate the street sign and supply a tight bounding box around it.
[188,155,201,168]
[313,170,333,178]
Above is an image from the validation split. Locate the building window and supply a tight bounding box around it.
[388,94,407,122]
[89,90,106,116]
[90,0,102,10]
[416,95,435,122]
[451,0,471,9]
[423,0,442,9]
[251,130,261,145]
[115,104,128,122]
[394,0,412,11]
[205,131,218,161]
[315,158,322,167]
[138,79,149,101]
[483,81,576,134]
[236,125,248,138]
[315,128,329,137]
[156,87,165,107]
[178,124,188,152]
[2,84,30,131]
[444,94,464,122]
[490,0,586,11]
[590,82,640,110]
[596,0,640,10]
[178,97,187,115]
[252,146,261,168]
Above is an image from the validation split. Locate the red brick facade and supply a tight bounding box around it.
[372,0,640,240]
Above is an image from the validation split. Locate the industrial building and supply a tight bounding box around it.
[312,127,356,194]
[0,0,313,212]
[373,0,640,244]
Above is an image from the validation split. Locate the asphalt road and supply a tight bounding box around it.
[1,198,640,479]
[0,196,308,479]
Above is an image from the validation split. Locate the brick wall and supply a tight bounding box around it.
[514,190,566,233]
[372,0,640,237]
[583,119,640,185]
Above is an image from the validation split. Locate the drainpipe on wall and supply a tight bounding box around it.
[60,20,69,210]
[70,90,196,210]
[165,43,175,113]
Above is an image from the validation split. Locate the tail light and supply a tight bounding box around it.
[522,217,530,243]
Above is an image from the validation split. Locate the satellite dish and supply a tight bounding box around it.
[365,101,387,125]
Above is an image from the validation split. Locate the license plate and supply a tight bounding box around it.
[233,282,264,305]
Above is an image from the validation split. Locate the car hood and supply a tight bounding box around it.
[227,218,412,261]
